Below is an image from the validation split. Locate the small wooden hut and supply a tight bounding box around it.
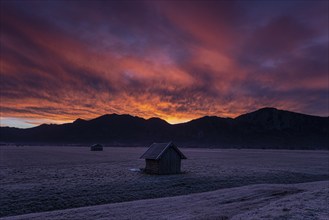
[140,142,187,175]
[90,144,103,151]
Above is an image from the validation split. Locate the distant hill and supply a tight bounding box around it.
[1,108,328,149]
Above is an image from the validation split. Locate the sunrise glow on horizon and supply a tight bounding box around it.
[0,0,328,128]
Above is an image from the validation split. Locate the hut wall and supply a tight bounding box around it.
[91,146,103,151]
[159,147,181,174]
[145,159,159,174]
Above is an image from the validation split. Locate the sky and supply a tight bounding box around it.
[0,0,328,128]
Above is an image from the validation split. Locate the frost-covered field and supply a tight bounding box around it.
[0,146,328,219]
[2,181,328,220]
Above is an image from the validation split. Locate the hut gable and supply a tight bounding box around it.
[140,142,187,160]
[140,142,187,175]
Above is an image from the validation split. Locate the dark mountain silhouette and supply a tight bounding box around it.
[1,107,328,149]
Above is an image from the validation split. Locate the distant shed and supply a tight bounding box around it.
[90,144,103,151]
[140,142,187,175]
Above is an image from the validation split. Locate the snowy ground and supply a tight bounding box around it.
[0,146,328,219]
[1,181,328,220]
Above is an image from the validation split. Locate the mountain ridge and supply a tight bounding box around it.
[1,108,328,149]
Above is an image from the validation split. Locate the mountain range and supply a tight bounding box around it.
[1,107,328,149]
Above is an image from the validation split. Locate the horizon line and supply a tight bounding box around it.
[1,107,328,129]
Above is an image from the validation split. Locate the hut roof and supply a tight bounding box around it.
[140,142,187,160]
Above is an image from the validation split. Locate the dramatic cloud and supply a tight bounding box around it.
[0,0,328,127]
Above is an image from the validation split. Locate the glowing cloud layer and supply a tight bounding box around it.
[0,0,328,127]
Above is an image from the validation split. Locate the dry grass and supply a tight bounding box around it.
[0,146,328,217]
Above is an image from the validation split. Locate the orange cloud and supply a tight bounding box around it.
[0,1,328,128]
